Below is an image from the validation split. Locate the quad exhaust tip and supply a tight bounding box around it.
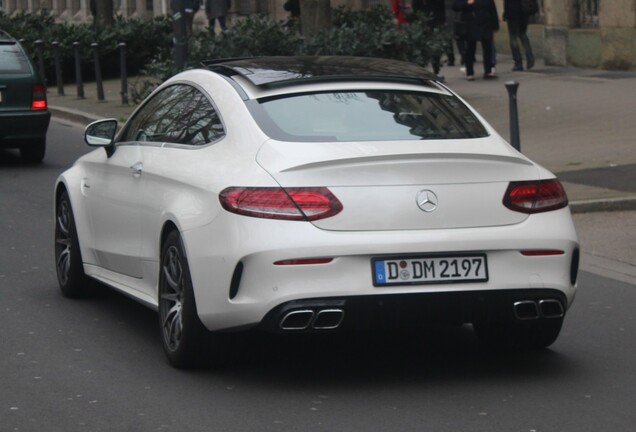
[280,308,345,331]
[513,299,564,321]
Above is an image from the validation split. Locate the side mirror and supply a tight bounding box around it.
[85,119,118,156]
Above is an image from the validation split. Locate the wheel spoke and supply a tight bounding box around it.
[56,238,70,246]
[160,244,186,351]
[162,303,182,350]
[57,202,70,236]
[162,246,183,292]
[56,248,71,285]
[162,266,180,291]
[160,292,179,302]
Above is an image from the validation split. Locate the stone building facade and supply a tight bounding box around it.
[1,0,634,70]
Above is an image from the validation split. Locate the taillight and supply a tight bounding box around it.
[219,187,343,221]
[503,179,568,214]
[31,84,47,110]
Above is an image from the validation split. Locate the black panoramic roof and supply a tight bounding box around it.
[201,56,438,88]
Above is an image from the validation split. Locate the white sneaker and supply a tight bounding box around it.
[460,66,466,73]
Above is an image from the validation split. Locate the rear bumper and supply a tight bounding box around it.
[258,288,568,333]
[182,207,579,332]
[0,110,50,147]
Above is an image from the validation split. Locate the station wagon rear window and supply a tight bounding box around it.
[0,46,31,74]
[251,90,488,142]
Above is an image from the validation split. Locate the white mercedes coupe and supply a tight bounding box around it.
[54,56,579,368]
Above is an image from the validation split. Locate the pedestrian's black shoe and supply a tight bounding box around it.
[527,58,535,70]
[483,72,498,80]
[512,64,524,71]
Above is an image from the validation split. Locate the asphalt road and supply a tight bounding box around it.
[1,120,636,432]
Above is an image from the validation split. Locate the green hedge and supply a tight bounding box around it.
[1,7,450,100]
[187,6,448,66]
[0,12,173,82]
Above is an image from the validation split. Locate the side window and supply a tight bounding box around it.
[120,84,225,145]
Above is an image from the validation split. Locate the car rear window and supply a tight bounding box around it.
[0,45,31,74]
[251,90,489,142]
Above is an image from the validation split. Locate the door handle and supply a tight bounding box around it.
[130,162,143,177]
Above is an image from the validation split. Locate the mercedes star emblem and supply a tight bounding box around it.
[416,190,438,212]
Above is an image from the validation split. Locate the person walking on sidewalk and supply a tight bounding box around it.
[452,0,499,81]
[206,0,229,33]
[413,0,446,76]
[503,0,535,71]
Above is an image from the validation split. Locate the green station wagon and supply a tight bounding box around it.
[0,30,50,162]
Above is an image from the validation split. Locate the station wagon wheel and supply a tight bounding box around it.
[159,231,209,368]
[55,190,89,297]
[20,138,46,163]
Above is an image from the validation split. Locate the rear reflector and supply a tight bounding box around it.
[503,179,568,214]
[274,258,334,266]
[219,187,343,221]
[520,250,565,256]
[31,84,47,111]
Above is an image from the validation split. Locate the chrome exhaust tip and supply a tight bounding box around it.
[513,300,540,320]
[280,310,315,330]
[312,309,345,330]
[539,299,564,319]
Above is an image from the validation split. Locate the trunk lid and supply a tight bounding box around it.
[255,138,539,231]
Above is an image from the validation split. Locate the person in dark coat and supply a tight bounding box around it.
[206,0,229,32]
[185,0,200,35]
[503,0,535,71]
[452,0,499,80]
[283,0,300,18]
[413,0,446,75]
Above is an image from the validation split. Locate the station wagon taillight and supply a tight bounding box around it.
[503,179,568,214]
[219,187,343,221]
[31,84,47,110]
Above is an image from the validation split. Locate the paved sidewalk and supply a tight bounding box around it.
[47,55,636,213]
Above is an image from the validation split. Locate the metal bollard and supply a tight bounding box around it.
[117,43,129,105]
[505,81,521,152]
[91,43,105,101]
[52,41,64,96]
[73,42,84,99]
[34,40,46,87]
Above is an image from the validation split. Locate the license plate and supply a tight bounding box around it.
[373,254,488,286]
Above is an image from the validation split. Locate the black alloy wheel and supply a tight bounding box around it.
[20,138,46,163]
[55,190,89,297]
[159,230,211,368]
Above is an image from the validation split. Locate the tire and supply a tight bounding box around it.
[473,318,563,350]
[159,230,214,368]
[55,190,90,297]
[20,138,46,163]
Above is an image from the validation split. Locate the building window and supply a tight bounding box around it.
[578,0,599,28]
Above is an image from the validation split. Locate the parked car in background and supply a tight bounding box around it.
[54,56,579,368]
[0,29,50,162]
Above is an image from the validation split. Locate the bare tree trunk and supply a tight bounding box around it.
[299,0,331,40]
[95,0,114,26]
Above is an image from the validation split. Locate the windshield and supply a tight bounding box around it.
[251,90,489,142]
